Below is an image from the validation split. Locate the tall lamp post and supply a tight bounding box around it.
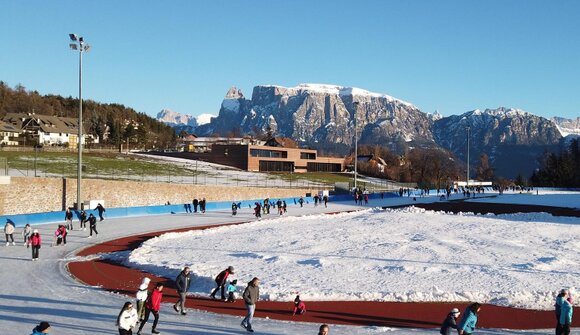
[353,101,359,191]
[69,33,90,210]
[466,126,470,188]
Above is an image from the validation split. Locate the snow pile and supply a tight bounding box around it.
[128,207,580,310]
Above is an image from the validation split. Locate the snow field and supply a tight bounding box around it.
[128,206,580,310]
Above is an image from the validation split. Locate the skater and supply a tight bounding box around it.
[4,220,15,246]
[211,266,235,300]
[439,307,460,335]
[313,194,319,206]
[135,277,151,322]
[277,200,284,215]
[137,282,163,335]
[282,200,287,213]
[30,229,41,261]
[363,193,369,205]
[79,209,87,231]
[192,198,199,213]
[226,279,238,302]
[241,277,260,332]
[560,295,573,335]
[57,224,67,246]
[318,324,329,335]
[298,196,304,208]
[200,198,206,213]
[54,225,65,246]
[22,223,32,247]
[458,302,481,335]
[116,301,138,335]
[323,195,328,208]
[88,213,98,238]
[31,321,51,334]
[293,294,306,316]
[263,198,270,214]
[232,202,238,216]
[95,203,106,221]
[254,203,261,218]
[173,267,191,315]
[65,207,73,230]
[556,289,569,335]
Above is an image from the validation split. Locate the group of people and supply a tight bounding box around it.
[353,189,369,205]
[4,204,105,261]
[113,264,317,335]
[439,303,481,335]
[437,290,575,335]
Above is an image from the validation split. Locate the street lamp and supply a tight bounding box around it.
[466,126,470,188]
[69,33,91,210]
[353,101,359,190]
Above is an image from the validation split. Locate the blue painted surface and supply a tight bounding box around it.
[0,192,399,228]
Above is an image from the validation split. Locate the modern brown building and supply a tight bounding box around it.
[209,144,343,173]
[159,137,344,173]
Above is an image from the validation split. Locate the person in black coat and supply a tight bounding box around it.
[79,210,87,231]
[192,198,199,213]
[95,203,106,221]
[88,213,98,238]
[440,308,460,335]
[173,267,191,315]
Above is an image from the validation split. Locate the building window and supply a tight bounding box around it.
[259,160,294,172]
[300,152,316,160]
[307,162,342,172]
[250,149,288,158]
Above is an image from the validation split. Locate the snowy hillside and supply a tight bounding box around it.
[128,206,580,310]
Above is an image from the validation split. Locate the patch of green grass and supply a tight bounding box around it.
[268,172,354,185]
[0,151,204,179]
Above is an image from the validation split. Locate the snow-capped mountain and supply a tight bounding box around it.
[172,83,575,177]
[196,84,434,152]
[551,116,580,137]
[156,109,215,133]
[433,107,561,177]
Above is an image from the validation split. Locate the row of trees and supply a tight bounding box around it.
[352,145,501,188]
[0,82,177,149]
[531,139,580,187]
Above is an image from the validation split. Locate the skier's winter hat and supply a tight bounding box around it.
[231,279,238,284]
[33,229,39,233]
[451,308,460,315]
[228,266,235,273]
[37,321,50,331]
[139,277,151,290]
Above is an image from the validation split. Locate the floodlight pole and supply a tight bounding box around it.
[353,101,359,191]
[70,34,89,210]
[466,126,470,189]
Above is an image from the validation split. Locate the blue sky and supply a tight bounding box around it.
[1,0,579,120]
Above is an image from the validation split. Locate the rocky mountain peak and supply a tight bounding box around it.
[225,86,244,100]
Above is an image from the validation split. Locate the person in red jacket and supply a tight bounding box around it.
[137,282,163,335]
[30,229,41,261]
[210,266,235,300]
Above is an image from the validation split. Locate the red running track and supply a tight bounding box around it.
[68,217,579,330]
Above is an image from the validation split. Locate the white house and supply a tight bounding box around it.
[0,120,19,146]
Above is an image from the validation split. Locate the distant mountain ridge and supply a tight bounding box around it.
[156,109,215,134]
[551,116,580,137]
[159,83,577,178]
